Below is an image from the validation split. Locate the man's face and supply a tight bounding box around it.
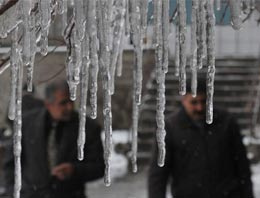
[45,90,74,121]
[181,93,206,121]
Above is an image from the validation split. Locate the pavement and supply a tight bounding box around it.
[88,166,148,198]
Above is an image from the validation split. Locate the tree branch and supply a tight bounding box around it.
[0,0,19,16]
[37,64,65,84]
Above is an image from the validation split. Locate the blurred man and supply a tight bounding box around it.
[4,80,104,198]
[148,80,254,198]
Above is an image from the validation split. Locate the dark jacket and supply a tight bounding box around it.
[148,108,254,198]
[4,108,104,198]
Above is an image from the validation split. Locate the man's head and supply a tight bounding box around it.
[181,79,207,121]
[44,81,74,121]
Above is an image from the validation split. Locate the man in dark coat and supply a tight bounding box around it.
[148,80,254,198]
[3,81,105,198]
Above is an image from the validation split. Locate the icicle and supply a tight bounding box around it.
[61,0,68,34]
[39,0,51,56]
[63,14,82,101]
[97,0,113,186]
[116,39,124,77]
[156,74,166,167]
[75,0,85,40]
[8,27,19,121]
[129,0,143,173]
[140,0,148,36]
[70,30,82,101]
[21,0,32,66]
[88,0,99,119]
[162,0,169,73]
[125,0,131,37]
[130,0,143,105]
[215,0,221,11]
[197,0,207,69]
[175,17,180,77]
[110,0,126,95]
[131,98,139,173]
[26,5,37,92]
[178,0,187,95]
[13,41,23,198]
[154,0,166,167]
[229,0,243,30]
[206,0,216,124]
[191,0,198,97]
[78,34,90,161]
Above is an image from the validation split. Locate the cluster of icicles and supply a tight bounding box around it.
[0,0,255,197]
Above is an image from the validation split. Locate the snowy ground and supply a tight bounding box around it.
[87,131,260,198]
[252,163,260,198]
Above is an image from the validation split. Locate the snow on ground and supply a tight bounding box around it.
[252,163,260,198]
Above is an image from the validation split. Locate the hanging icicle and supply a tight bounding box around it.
[206,0,216,124]
[77,29,90,161]
[197,0,207,69]
[97,0,113,186]
[61,0,68,34]
[140,0,149,36]
[162,0,169,74]
[75,0,85,40]
[8,27,19,121]
[110,0,126,95]
[63,13,82,101]
[88,0,99,120]
[177,0,187,95]
[39,0,51,56]
[129,0,143,173]
[154,0,167,167]
[175,16,180,77]
[191,0,198,97]
[26,1,37,92]
[13,32,23,198]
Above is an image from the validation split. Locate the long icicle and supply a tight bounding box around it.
[175,15,180,77]
[162,0,169,73]
[13,37,23,198]
[75,0,85,40]
[197,0,207,70]
[110,0,126,95]
[140,0,148,36]
[8,27,19,121]
[98,0,113,186]
[78,33,90,160]
[130,0,143,173]
[26,5,37,92]
[154,0,166,167]
[39,0,51,56]
[206,0,216,124]
[88,0,99,120]
[178,0,187,95]
[191,0,198,97]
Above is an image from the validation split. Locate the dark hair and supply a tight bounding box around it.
[186,78,207,94]
[45,80,69,103]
